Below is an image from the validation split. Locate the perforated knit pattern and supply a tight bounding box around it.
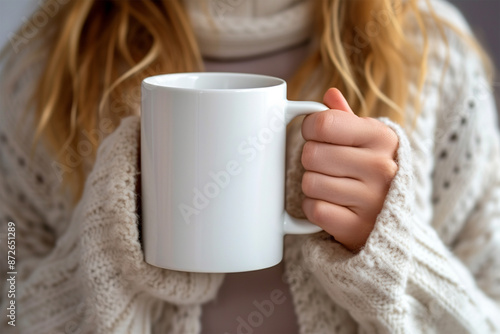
[1,1,500,333]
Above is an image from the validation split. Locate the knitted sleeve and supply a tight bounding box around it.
[0,114,224,333]
[0,76,60,283]
[285,3,500,333]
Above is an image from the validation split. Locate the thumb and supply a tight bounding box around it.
[323,88,354,114]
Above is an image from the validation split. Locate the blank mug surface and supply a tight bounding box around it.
[141,72,325,273]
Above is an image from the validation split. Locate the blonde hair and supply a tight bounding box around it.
[0,0,494,203]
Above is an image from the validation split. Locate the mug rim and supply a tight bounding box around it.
[142,72,286,92]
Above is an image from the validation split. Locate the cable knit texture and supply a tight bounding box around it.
[1,0,500,333]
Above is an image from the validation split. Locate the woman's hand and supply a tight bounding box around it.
[301,88,399,252]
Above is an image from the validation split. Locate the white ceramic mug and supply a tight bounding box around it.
[141,72,327,273]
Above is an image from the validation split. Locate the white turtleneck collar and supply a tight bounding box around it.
[183,0,313,59]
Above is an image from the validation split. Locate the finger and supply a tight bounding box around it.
[302,110,395,149]
[301,171,373,209]
[323,88,353,114]
[301,141,397,181]
[302,198,371,251]
[301,141,366,179]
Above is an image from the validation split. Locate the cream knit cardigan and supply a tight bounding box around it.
[1,1,500,333]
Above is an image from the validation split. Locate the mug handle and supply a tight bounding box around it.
[283,100,329,234]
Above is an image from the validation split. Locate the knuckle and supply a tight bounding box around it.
[373,156,398,182]
[387,127,399,147]
[386,159,399,179]
[381,126,399,152]
[361,116,382,133]
[363,117,399,145]
[307,200,328,224]
[314,111,334,140]
[301,141,318,169]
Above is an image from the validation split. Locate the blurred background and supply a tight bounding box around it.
[448,0,499,108]
[0,0,498,105]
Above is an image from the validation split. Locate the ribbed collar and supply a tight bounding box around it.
[183,0,313,59]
